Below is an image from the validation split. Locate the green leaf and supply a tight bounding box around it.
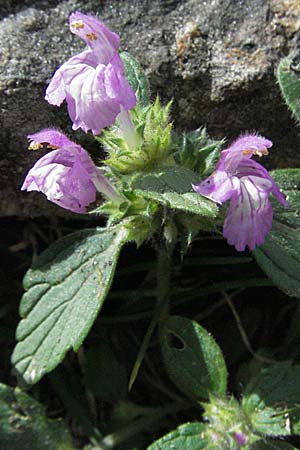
[133,166,198,193]
[12,225,129,384]
[253,169,300,298]
[277,57,300,122]
[0,383,73,450]
[132,166,218,217]
[178,127,223,176]
[121,52,150,107]
[160,316,227,400]
[254,221,300,298]
[269,169,300,229]
[146,422,207,450]
[242,361,300,436]
[84,342,128,402]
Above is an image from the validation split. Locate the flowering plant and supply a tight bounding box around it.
[5,11,300,450]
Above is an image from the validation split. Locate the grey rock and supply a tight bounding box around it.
[1,0,300,216]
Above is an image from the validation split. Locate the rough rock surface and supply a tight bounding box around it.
[1,0,300,216]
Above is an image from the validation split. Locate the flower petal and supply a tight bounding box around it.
[55,156,97,213]
[193,162,234,204]
[47,54,135,135]
[22,131,121,212]
[27,129,75,149]
[21,152,67,194]
[45,13,136,134]
[70,63,121,134]
[45,50,98,106]
[223,176,273,251]
[222,133,273,174]
[69,11,120,64]
[236,158,289,208]
[104,54,136,110]
[44,68,66,106]
[21,146,98,213]
[194,132,288,251]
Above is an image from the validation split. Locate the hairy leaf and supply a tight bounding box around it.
[277,57,300,122]
[121,52,150,107]
[242,361,300,436]
[132,166,218,217]
[160,316,227,400]
[0,383,73,450]
[146,422,207,450]
[12,226,129,384]
[254,169,300,298]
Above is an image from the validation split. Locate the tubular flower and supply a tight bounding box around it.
[45,12,136,135]
[22,129,121,213]
[193,134,288,251]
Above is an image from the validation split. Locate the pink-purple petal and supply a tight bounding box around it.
[27,129,76,149]
[192,162,234,204]
[44,69,66,106]
[22,128,118,213]
[223,134,273,173]
[45,50,98,107]
[69,63,122,135]
[236,159,289,208]
[234,432,247,446]
[45,12,136,134]
[228,134,272,155]
[193,133,288,251]
[69,11,120,64]
[22,148,96,213]
[108,54,137,110]
[223,177,273,251]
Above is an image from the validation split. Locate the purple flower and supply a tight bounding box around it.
[234,431,247,446]
[193,134,288,251]
[45,12,136,135]
[22,128,121,213]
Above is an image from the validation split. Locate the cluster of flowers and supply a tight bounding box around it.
[22,12,134,213]
[22,12,287,251]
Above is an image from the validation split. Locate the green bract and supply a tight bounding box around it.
[100,98,173,174]
[176,127,223,176]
